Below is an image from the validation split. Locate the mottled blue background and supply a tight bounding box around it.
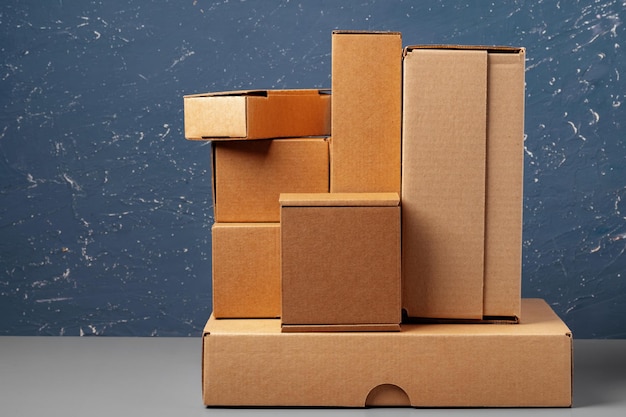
[1,0,624,337]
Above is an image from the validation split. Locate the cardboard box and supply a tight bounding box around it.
[330,31,402,193]
[202,298,572,407]
[211,222,280,318]
[279,192,401,332]
[401,45,525,320]
[184,89,331,140]
[213,138,329,222]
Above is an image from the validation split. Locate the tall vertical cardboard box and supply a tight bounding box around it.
[280,192,401,331]
[212,223,280,318]
[402,45,525,320]
[331,31,402,193]
[213,137,329,222]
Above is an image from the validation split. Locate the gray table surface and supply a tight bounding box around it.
[0,337,624,416]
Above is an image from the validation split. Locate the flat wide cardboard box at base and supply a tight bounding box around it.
[202,298,572,407]
[211,222,280,318]
[331,31,402,193]
[212,137,329,222]
[184,89,330,140]
[280,192,401,332]
[401,45,525,321]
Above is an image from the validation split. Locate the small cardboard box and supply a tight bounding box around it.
[184,89,331,140]
[330,31,402,193]
[202,298,572,407]
[211,222,280,318]
[402,45,525,320]
[213,138,329,222]
[279,192,401,332]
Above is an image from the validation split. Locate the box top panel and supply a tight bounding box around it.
[184,88,330,99]
[203,299,572,337]
[279,192,400,207]
[404,45,524,57]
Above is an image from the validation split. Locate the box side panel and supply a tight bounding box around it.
[483,51,525,318]
[281,205,401,326]
[212,223,281,318]
[400,334,572,407]
[201,322,210,405]
[246,93,331,139]
[401,49,488,319]
[209,142,217,215]
[214,138,329,222]
[331,32,402,193]
[184,96,247,139]
[203,333,371,407]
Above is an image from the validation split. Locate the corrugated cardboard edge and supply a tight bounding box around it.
[403,315,519,325]
[279,192,400,207]
[281,323,401,332]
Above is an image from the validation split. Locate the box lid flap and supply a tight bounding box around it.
[404,44,524,57]
[332,30,401,35]
[280,192,400,207]
[184,88,329,99]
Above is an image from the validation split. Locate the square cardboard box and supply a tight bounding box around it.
[212,222,280,318]
[280,192,401,332]
[402,45,525,320]
[184,89,330,140]
[213,138,329,222]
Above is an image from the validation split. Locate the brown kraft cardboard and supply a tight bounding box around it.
[402,45,525,320]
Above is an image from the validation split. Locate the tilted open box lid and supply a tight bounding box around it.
[184,89,331,140]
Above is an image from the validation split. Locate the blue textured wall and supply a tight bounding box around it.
[1,0,624,337]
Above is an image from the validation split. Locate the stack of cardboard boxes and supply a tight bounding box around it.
[184,30,573,408]
[185,89,331,319]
